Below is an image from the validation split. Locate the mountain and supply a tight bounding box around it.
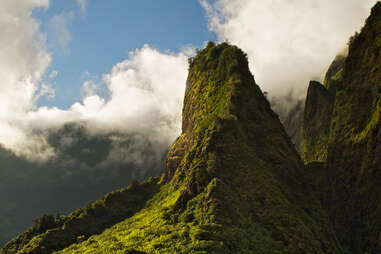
[300,80,335,162]
[0,124,166,246]
[300,55,345,162]
[2,42,342,253]
[3,2,381,253]
[300,2,381,253]
[325,2,381,253]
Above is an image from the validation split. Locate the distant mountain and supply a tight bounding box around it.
[299,55,345,162]
[300,2,381,253]
[0,124,167,246]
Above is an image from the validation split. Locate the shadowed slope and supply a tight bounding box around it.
[325,2,381,253]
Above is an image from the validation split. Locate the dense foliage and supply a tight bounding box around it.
[4,42,342,253]
[3,2,381,253]
[1,178,160,254]
[300,2,381,253]
[0,125,166,246]
[325,2,381,253]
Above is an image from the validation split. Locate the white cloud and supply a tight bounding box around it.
[48,70,58,79]
[201,0,378,100]
[81,80,99,97]
[64,45,189,141]
[76,0,88,13]
[1,0,377,164]
[0,0,190,162]
[37,83,56,99]
[0,0,51,159]
[48,11,75,54]
[0,40,189,160]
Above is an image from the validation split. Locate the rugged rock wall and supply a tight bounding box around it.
[300,54,345,162]
[325,3,381,253]
[301,81,335,162]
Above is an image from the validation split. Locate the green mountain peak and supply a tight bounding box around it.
[2,42,341,254]
[3,3,381,251]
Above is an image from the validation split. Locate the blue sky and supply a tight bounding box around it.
[33,0,216,108]
[0,0,375,159]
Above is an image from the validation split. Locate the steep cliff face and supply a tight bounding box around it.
[300,53,345,162]
[159,42,341,253]
[324,55,346,95]
[301,81,335,162]
[325,2,381,253]
[2,42,342,254]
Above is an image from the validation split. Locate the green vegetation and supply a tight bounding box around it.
[0,123,166,247]
[300,4,381,253]
[2,42,342,254]
[324,2,381,253]
[300,53,345,163]
[301,81,335,162]
[3,2,381,253]
[1,178,160,254]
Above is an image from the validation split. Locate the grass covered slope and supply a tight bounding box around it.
[325,2,381,253]
[1,178,161,254]
[42,42,342,254]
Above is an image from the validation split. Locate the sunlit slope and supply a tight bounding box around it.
[48,43,341,253]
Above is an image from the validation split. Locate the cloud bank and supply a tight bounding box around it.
[0,0,378,162]
[76,0,88,13]
[201,0,378,100]
[0,1,189,161]
[0,0,51,158]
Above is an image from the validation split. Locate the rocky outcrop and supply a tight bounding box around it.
[301,81,335,162]
[299,53,345,162]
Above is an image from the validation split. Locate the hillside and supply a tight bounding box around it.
[2,42,341,253]
[3,2,381,253]
[0,125,166,246]
[325,2,381,253]
[299,2,381,253]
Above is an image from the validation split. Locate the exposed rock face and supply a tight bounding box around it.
[324,54,346,95]
[325,3,381,253]
[300,53,345,162]
[301,81,335,162]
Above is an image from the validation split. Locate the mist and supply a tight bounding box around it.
[1,0,377,162]
[201,0,377,105]
[0,0,190,162]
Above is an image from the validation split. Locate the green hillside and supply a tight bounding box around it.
[3,2,381,253]
[2,42,341,254]
[325,2,381,253]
